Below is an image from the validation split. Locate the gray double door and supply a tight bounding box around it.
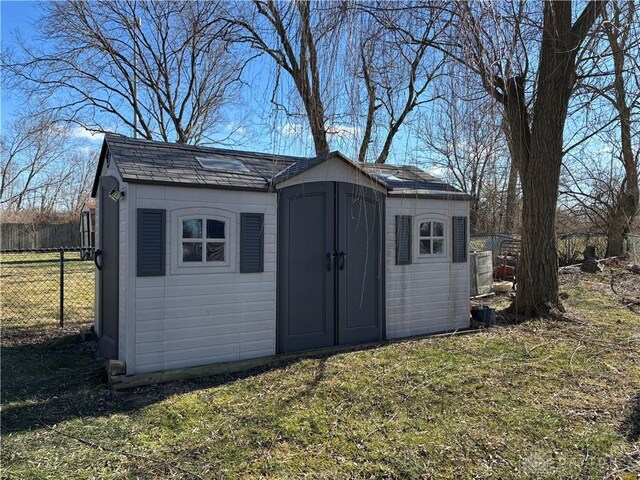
[278,182,385,353]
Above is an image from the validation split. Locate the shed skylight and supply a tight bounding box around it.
[196,157,250,173]
[373,172,405,183]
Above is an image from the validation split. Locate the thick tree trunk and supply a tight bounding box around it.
[303,92,330,155]
[460,0,604,317]
[607,210,630,256]
[504,162,519,233]
[501,78,528,234]
[511,1,602,317]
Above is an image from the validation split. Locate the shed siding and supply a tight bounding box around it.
[277,157,386,193]
[385,197,470,338]
[131,185,276,374]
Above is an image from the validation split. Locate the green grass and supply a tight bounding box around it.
[2,271,639,478]
[1,252,94,346]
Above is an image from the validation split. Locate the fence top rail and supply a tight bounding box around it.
[0,247,87,254]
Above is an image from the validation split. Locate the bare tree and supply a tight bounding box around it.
[4,0,243,144]
[421,79,509,232]
[229,1,446,162]
[600,1,639,255]
[1,111,98,215]
[353,2,447,163]
[456,1,606,316]
[561,1,639,256]
[60,151,99,213]
[559,131,627,234]
[0,114,68,210]
[229,0,340,155]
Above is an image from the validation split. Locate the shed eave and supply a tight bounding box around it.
[122,177,272,193]
[387,191,472,201]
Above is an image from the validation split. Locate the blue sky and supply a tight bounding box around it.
[0,1,427,163]
[0,1,345,157]
[1,1,40,127]
[0,1,615,175]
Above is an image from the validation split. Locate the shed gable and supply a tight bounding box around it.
[275,156,386,193]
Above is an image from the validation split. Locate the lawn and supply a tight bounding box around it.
[0,251,94,346]
[1,269,639,479]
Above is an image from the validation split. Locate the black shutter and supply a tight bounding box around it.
[137,209,166,276]
[396,215,412,265]
[452,216,468,263]
[240,213,264,273]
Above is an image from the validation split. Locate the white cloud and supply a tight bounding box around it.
[426,166,448,178]
[280,122,305,137]
[69,126,104,142]
[77,146,98,156]
[224,123,246,135]
[595,145,614,156]
[326,124,360,139]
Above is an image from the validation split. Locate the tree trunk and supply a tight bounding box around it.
[459,0,604,317]
[607,210,629,257]
[504,162,519,233]
[470,196,480,232]
[514,2,579,316]
[604,3,639,257]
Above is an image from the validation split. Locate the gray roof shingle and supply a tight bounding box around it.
[360,164,469,200]
[103,134,297,191]
[92,134,469,201]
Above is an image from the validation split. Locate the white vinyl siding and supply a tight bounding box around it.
[385,197,470,338]
[130,185,276,374]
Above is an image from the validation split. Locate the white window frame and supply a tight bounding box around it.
[415,215,447,260]
[170,208,236,274]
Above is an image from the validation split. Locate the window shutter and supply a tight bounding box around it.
[396,215,412,265]
[240,213,264,273]
[137,209,166,276]
[452,216,468,263]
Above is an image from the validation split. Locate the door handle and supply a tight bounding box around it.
[327,251,336,271]
[94,249,103,271]
[339,251,347,271]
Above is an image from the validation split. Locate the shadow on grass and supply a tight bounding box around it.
[620,391,640,442]
[1,335,361,436]
[2,326,484,436]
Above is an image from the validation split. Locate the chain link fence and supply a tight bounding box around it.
[0,248,94,346]
[471,232,611,267]
[556,233,608,265]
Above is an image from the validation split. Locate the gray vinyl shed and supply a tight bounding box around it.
[92,134,471,375]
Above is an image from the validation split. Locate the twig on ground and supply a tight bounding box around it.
[40,421,205,480]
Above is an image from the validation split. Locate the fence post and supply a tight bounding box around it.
[59,248,64,327]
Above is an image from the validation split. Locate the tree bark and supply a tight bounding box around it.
[501,83,528,234]
[513,1,604,316]
[504,161,519,233]
[604,3,639,256]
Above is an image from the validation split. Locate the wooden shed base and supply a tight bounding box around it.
[108,327,477,389]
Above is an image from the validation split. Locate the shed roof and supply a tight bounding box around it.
[91,134,469,200]
[360,164,468,200]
